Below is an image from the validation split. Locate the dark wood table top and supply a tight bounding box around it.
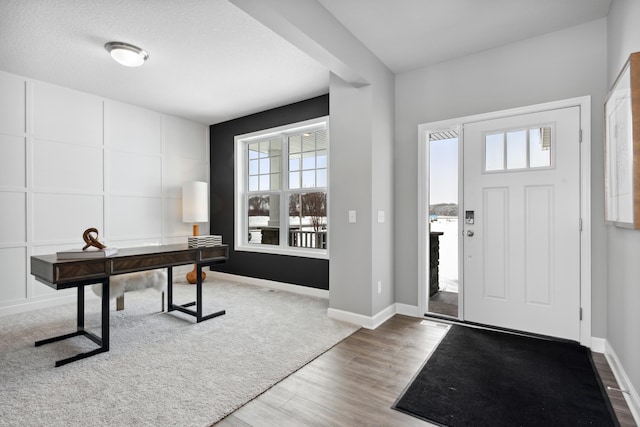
[31,244,228,289]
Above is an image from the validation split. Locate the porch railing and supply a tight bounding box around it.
[289,230,327,249]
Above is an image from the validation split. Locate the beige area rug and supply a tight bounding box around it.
[0,279,359,426]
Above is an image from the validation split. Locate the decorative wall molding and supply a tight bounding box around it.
[0,70,209,315]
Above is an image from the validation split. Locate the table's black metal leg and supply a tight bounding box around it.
[197,264,203,320]
[196,263,225,323]
[167,267,173,312]
[101,279,109,352]
[77,285,84,330]
[165,263,224,322]
[35,277,110,367]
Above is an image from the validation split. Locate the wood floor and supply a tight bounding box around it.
[215,315,636,427]
[428,290,458,318]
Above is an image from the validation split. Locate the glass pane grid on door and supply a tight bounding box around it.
[484,126,552,173]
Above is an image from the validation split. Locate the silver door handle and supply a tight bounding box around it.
[466,230,474,237]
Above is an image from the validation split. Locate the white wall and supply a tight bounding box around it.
[0,70,209,316]
[394,19,608,335]
[606,0,640,409]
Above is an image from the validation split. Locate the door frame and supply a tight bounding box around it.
[417,96,592,347]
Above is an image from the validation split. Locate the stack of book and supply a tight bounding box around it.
[187,235,223,248]
[56,247,118,260]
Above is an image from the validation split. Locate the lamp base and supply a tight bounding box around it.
[186,266,206,284]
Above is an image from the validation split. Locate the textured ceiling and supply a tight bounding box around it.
[0,0,613,125]
[0,0,329,125]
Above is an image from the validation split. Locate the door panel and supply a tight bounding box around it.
[463,107,580,341]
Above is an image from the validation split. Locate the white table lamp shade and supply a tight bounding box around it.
[182,182,208,223]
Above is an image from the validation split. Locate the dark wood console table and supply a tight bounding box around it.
[30,244,228,367]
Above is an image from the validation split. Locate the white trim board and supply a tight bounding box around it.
[327,303,395,329]
[328,303,422,329]
[0,293,78,318]
[207,271,329,299]
[605,340,640,425]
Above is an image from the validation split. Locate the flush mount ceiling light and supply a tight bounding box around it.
[104,41,149,67]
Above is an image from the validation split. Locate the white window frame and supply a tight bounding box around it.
[234,116,329,259]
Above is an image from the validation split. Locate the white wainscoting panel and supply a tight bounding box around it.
[163,156,209,198]
[0,71,209,316]
[164,115,208,159]
[163,197,193,236]
[0,247,27,302]
[32,82,103,146]
[109,150,162,195]
[0,72,26,135]
[33,139,104,192]
[0,135,26,188]
[0,192,26,244]
[32,193,104,242]
[107,101,162,155]
[109,196,163,239]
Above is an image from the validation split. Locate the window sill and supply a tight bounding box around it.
[234,244,328,260]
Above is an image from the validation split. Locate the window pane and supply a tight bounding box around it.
[289,171,300,189]
[270,173,280,190]
[317,169,327,187]
[317,150,327,168]
[259,158,270,174]
[316,129,327,150]
[270,156,280,173]
[302,151,315,170]
[288,192,327,249]
[248,194,279,246]
[506,130,527,169]
[248,159,259,176]
[302,170,315,188]
[259,174,270,190]
[289,135,302,153]
[302,133,315,152]
[530,127,551,168]
[248,176,259,191]
[485,133,504,171]
[289,153,301,171]
[248,143,260,159]
[259,140,270,157]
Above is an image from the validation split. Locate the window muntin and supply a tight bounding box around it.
[288,130,327,189]
[248,138,281,191]
[484,126,552,172]
[236,118,328,258]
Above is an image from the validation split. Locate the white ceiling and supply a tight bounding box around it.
[0,0,612,125]
[319,0,612,74]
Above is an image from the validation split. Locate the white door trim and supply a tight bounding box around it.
[417,96,592,347]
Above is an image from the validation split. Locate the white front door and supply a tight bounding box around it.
[462,106,581,341]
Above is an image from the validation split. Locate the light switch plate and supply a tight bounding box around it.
[348,210,357,223]
[377,210,385,223]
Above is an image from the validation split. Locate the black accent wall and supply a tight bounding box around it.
[209,94,330,290]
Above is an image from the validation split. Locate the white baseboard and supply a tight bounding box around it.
[396,303,420,317]
[0,294,78,317]
[328,303,395,329]
[590,336,606,353]
[328,303,421,329]
[604,340,640,425]
[207,271,329,299]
